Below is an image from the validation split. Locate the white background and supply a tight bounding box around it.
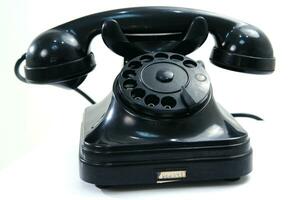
[0,0,300,199]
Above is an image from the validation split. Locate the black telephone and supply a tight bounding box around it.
[15,7,275,187]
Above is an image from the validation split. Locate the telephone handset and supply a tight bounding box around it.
[15,7,275,187]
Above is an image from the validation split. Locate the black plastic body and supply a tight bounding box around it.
[80,92,252,187]
[17,7,275,89]
[13,7,276,188]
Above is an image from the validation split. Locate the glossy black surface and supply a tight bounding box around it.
[79,93,252,186]
[55,6,275,73]
[82,94,247,147]
[116,52,210,117]
[14,7,276,187]
[17,6,275,89]
[24,30,96,88]
[26,30,85,67]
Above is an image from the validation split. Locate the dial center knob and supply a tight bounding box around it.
[141,62,188,93]
[156,70,174,82]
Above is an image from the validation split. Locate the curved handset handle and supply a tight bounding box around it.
[16,7,275,89]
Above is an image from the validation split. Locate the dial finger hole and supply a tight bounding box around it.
[170,54,184,61]
[155,53,168,59]
[183,60,197,68]
[140,55,154,62]
[123,79,137,90]
[161,96,177,109]
[131,88,145,100]
[128,61,142,69]
[145,94,159,107]
[122,70,136,79]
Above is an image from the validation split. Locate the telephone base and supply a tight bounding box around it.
[79,94,252,187]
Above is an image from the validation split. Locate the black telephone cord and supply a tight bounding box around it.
[74,88,96,104]
[231,113,263,121]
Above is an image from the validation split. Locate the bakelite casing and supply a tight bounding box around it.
[14,7,275,188]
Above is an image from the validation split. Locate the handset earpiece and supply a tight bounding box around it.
[15,29,96,89]
[210,24,275,74]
